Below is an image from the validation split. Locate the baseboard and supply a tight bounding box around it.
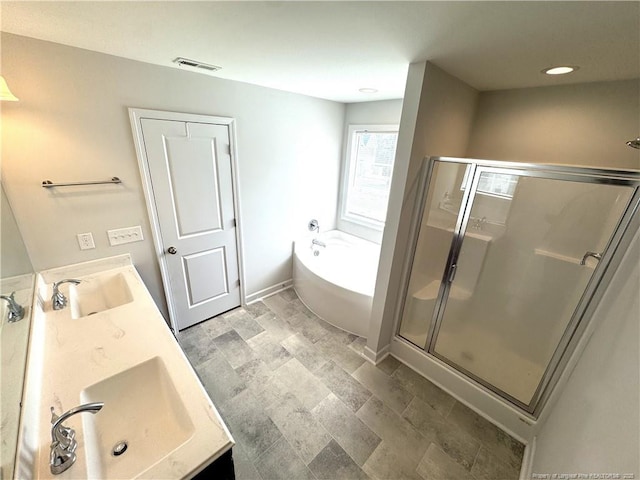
[245,279,293,304]
[519,436,536,480]
[363,344,390,365]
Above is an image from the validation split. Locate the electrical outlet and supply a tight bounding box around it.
[107,226,144,246]
[77,232,95,250]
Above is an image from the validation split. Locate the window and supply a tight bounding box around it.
[340,125,399,231]
[461,168,519,199]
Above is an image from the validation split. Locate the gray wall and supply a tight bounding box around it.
[468,79,640,169]
[1,33,345,315]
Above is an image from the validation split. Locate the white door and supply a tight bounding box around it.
[138,117,240,331]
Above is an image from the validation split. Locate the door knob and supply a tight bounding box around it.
[167,246,177,255]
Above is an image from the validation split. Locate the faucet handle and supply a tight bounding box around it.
[49,402,103,474]
[50,407,76,450]
[580,251,602,266]
[51,279,81,310]
[0,291,25,322]
[50,442,77,475]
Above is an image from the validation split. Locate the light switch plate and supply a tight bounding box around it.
[107,226,144,246]
[77,232,95,250]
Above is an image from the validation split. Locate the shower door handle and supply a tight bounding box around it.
[580,251,602,265]
[448,264,458,284]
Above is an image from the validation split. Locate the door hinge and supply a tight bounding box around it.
[232,218,237,227]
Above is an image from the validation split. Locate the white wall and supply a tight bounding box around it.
[0,33,344,316]
[344,99,403,125]
[467,79,640,170]
[338,99,404,243]
[531,230,639,478]
[367,62,479,359]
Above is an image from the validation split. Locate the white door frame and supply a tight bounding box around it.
[129,107,246,331]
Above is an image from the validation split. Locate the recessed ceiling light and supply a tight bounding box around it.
[542,66,579,75]
[359,88,378,94]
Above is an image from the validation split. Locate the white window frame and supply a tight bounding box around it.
[338,124,399,243]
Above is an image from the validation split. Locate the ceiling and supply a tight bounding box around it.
[1,1,638,103]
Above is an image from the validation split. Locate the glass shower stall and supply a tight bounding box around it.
[396,157,640,416]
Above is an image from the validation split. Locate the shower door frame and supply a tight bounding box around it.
[395,156,640,417]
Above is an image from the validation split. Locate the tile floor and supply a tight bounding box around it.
[177,289,524,480]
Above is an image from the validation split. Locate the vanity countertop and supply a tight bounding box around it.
[16,255,233,479]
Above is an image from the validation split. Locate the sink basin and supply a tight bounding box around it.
[69,273,134,318]
[80,357,195,478]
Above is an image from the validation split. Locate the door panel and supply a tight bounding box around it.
[183,248,229,305]
[398,161,471,347]
[165,136,224,236]
[140,118,240,330]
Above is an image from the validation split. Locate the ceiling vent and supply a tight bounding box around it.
[173,57,221,72]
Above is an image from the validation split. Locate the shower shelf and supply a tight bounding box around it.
[42,177,122,188]
[533,248,591,267]
[427,221,494,243]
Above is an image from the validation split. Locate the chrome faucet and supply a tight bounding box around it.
[580,251,602,266]
[312,238,326,248]
[308,219,319,233]
[0,291,25,322]
[470,216,487,230]
[51,279,81,310]
[50,402,104,475]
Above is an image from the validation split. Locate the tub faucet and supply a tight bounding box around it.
[312,238,326,248]
[0,291,25,323]
[308,219,319,233]
[50,402,104,475]
[51,279,81,310]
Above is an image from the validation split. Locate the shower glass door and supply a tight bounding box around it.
[398,160,472,347]
[428,166,634,410]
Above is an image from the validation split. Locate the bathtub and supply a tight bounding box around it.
[293,230,380,337]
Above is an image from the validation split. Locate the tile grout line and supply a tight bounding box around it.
[444,398,457,419]
[383,391,484,476]
[414,440,435,480]
[398,395,415,418]
[469,443,483,475]
[318,392,380,473]
[251,435,289,477]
